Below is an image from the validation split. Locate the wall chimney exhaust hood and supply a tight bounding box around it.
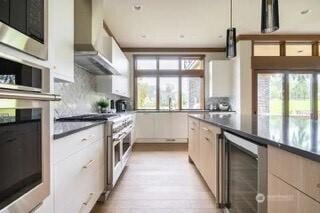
[74,0,120,75]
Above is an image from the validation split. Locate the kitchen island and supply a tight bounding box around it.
[188,112,320,213]
[189,113,320,162]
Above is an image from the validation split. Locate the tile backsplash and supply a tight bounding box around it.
[54,65,126,118]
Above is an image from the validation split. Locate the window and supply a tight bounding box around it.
[255,71,318,119]
[159,77,179,110]
[182,77,202,109]
[136,77,157,109]
[254,43,280,56]
[136,57,157,70]
[182,57,204,70]
[289,74,312,117]
[286,43,312,56]
[159,57,179,70]
[135,55,205,110]
[257,73,284,115]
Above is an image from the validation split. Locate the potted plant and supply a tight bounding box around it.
[97,99,109,113]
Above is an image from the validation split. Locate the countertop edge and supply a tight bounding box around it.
[188,114,320,163]
[54,121,105,140]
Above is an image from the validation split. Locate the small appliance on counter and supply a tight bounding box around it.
[218,102,231,111]
[116,99,127,112]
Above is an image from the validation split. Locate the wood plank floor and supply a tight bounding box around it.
[92,143,221,213]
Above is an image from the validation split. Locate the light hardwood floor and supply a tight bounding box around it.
[92,143,221,213]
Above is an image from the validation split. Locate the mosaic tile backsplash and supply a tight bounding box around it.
[54,65,126,118]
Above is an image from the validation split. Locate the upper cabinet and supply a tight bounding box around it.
[111,39,129,76]
[51,0,74,82]
[208,60,233,97]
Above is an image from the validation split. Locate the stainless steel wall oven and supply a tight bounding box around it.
[0,0,48,60]
[0,54,59,213]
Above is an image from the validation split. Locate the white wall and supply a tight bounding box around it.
[125,51,226,106]
[231,41,253,115]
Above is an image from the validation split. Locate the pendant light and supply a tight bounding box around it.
[261,0,279,33]
[226,0,236,58]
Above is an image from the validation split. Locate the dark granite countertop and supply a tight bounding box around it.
[136,110,235,113]
[189,113,320,162]
[54,121,105,140]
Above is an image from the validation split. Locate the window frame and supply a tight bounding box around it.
[253,70,318,119]
[134,55,205,110]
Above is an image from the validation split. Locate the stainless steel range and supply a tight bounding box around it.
[101,113,134,200]
[60,113,135,201]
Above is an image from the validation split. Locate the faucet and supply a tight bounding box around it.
[168,97,172,111]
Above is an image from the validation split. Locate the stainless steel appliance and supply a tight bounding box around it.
[0,0,48,60]
[218,132,267,213]
[116,100,127,112]
[218,102,231,111]
[0,55,60,213]
[74,0,120,75]
[101,114,134,200]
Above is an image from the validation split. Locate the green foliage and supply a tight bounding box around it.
[97,99,109,108]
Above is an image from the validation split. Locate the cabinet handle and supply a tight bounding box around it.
[82,160,95,169]
[166,139,176,142]
[201,127,211,132]
[205,137,210,142]
[83,193,94,206]
[81,138,88,142]
[191,128,195,131]
[317,183,320,189]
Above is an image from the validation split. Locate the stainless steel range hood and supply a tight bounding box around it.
[74,0,119,75]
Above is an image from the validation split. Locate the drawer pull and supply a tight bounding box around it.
[82,160,95,169]
[81,138,88,142]
[317,183,320,189]
[205,137,210,142]
[83,193,94,206]
[201,127,211,132]
[191,128,195,131]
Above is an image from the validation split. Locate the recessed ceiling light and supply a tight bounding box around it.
[133,4,143,11]
[180,35,185,39]
[301,9,311,15]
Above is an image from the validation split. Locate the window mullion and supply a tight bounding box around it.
[283,72,289,117]
[312,72,318,120]
[156,56,160,110]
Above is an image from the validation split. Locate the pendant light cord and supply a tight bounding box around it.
[230,0,233,28]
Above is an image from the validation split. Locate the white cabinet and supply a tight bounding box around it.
[135,113,155,138]
[154,113,172,138]
[52,0,74,82]
[95,38,130,97]
[209,60,233,97]
[111,39,129,75]
[96,75,130,98]
[54,126,105,213]
[135,113,188,142]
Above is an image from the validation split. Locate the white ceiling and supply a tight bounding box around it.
[103,0,320,48]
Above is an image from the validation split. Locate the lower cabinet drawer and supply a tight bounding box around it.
[54,140,104,213]
[268,146,320,203]
[268,174,320,213]
[54,125,104,163]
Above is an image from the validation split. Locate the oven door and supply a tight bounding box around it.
[0,98,50,213]
[0,0,48,60]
